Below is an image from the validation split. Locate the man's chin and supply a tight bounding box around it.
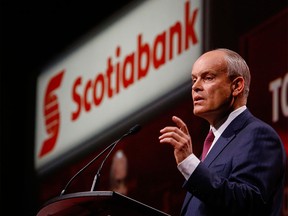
[193,108,206,117]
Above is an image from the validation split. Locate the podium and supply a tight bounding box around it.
[36,191,171,216]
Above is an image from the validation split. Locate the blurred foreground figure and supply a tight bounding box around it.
[109,150,128,195]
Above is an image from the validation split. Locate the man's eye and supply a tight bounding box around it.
[204,76,213,81]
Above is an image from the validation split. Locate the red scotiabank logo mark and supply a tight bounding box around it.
[39,70,65,158]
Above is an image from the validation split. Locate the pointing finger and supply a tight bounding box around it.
[172,116,189,135]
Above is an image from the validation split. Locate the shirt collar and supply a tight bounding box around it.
[210,105,247,142]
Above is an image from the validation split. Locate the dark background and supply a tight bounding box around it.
[0,1,135,215]
[1,1,287,215]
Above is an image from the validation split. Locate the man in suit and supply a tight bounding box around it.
[159,48,286,215]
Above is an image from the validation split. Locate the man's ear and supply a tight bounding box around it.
[232,76,245,96]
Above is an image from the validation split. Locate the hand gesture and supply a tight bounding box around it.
[159,116,193,164]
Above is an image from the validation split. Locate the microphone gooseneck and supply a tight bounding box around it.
[60,124,141,196]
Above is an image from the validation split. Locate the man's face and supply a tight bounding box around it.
[191,51,234,123]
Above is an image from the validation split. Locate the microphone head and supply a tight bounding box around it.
[129,124,141,135]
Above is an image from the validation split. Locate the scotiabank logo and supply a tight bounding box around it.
[71,1,199,121]
[39,70,65,157]
[37,1,200,161]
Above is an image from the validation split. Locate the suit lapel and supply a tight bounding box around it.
[180,109,253,215]
[203,134,234,166]
[203,109,252,166]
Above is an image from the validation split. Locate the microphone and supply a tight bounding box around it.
[60,124,141,196]
[90,124,141,191]
[127,124,141,134]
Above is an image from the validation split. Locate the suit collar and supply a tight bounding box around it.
[203,109,253,166]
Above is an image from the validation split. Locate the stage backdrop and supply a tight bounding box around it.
[240,8,288,215]
[35,4,288,216]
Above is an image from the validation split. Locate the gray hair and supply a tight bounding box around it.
[216,48,251,97]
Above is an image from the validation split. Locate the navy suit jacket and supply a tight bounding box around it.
[181,109,286,216]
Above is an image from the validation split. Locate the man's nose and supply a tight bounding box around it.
[192,79,202,91]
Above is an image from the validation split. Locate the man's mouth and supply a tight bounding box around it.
[193,95,205,106]
[193,95,204,102]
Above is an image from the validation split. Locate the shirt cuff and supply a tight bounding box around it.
[177,154,200,180]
